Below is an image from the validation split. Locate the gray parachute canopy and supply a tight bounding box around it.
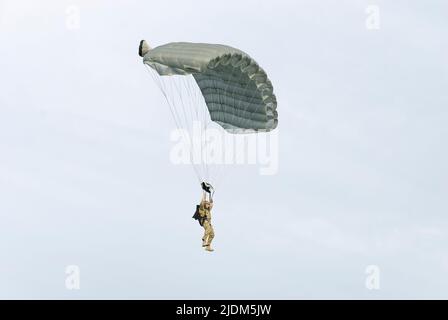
[140,41,278,133]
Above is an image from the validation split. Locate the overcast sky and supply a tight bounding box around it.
[0,0,447,299]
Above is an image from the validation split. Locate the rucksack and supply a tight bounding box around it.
[192,205,203,226]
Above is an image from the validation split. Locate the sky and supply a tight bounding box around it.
[0,0,447,299]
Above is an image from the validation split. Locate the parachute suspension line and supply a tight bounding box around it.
[145,66,202,183]
[185,74,208,182]
[176,74,203,182]
[179,75,197,175]
[211,76,227,187]
[194,77,209,185]
[174,75,200,179]
[187,75,209,184]
[154,67,214,185]
[170,76,195,166]
[150,71,187,140]
[184,74,208,182]
[172,74,207,182]
[202,87,210,184]
[147,68,189,152]
[183,76,198,129]
[172,76,192,133]
[149,70,197,181]
[146,67,181,131]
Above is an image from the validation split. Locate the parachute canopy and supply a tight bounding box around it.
[140,41,278,133]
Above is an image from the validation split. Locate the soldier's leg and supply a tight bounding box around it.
[207,225,215,246]
[202,231,207,247]
[202,221,210,247]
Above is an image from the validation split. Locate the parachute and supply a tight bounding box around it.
[139,40,278,187]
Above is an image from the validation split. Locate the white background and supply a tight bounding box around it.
[0,0,447,298]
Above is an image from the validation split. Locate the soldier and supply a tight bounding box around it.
[198,192,215,252]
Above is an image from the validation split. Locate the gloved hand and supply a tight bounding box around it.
[201,182,213,193]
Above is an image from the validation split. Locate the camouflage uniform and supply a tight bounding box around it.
[199,203,214,249]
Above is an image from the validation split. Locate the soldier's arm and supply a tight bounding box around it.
[198,193,204,209]
[201,192,207,205]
